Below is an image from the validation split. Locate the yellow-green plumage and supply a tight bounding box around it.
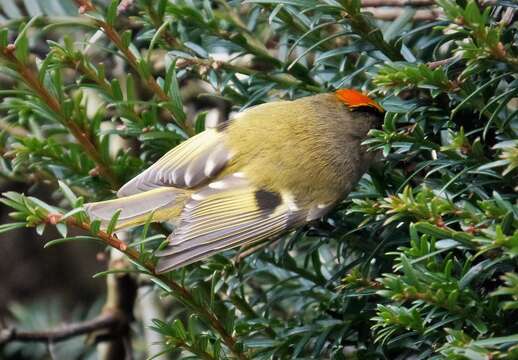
[225,94,378,204]
[85,91,383,272]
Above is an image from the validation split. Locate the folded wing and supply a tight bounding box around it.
[156,173,306,272]
[86,127,232,229]
[118,128,232,196]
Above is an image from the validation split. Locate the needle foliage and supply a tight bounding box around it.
[0,0,517,359]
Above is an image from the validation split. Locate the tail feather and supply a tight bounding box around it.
[85,187,188,230]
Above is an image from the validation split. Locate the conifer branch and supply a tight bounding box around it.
[0,48,119,188]
[76,0,194,137]
[47,214,248,360]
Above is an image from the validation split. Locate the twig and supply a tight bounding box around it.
[214,12,320,86]
[144,3,182,49]
[146,7,321,93]
[63,57,143,125]
[0,313,120,345]
[427,55,460,69]
[364,7,443,21]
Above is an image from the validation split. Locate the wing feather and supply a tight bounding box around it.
[118,130,232,196]
[157,217,288,270]
[155,173,306,272]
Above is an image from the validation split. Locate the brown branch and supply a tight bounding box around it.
[64,57,144,126]
[99,26,164,100]
[146,12,320,94]
[361,0,435,6]
[0,313,120,346]
[144,3,182,49]
[55,216,248,360]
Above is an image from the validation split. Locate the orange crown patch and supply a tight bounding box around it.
[335,89,384,113]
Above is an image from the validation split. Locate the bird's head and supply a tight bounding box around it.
[335,88,384,114]
[333,88,384,137]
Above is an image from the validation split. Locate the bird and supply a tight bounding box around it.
[85,89,384,273]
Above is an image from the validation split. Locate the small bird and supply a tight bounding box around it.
[85,89,384,272]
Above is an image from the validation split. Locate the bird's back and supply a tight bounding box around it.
[223,93,375,205]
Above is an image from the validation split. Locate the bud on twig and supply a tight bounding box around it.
[89,166,100,177]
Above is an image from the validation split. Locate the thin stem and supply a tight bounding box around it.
[77,3,194,136]
[427,55,460,69]
[100,25,166,101]
[146,0,319,87]
[179,57,322,93]
[145,3,182,49]
[100,23,194,136]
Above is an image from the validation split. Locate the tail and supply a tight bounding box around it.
[84,187,189,230]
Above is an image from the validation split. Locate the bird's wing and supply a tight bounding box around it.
[118,128,232,197]
[155,172,306,272]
